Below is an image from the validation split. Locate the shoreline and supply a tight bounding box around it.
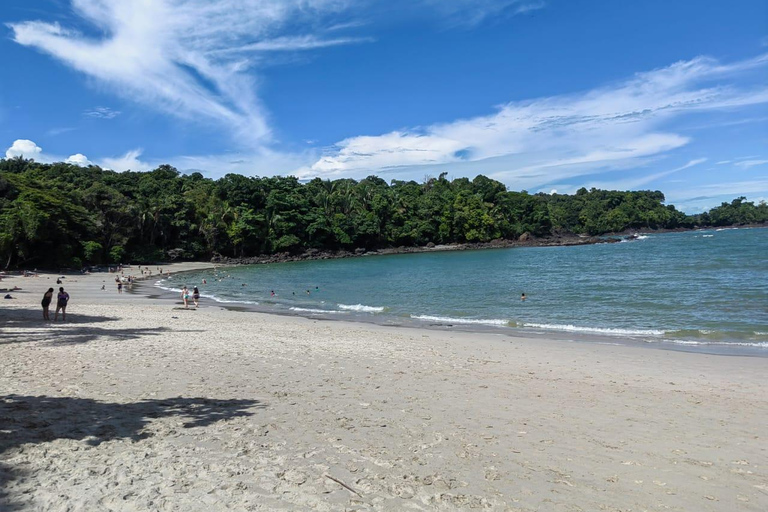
[142,259,768,359]
[182,224,768,267]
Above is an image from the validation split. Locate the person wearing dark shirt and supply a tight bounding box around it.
[41,288,54,320]
[55,287,70,321]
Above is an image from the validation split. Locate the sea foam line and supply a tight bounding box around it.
[339,304,385,313]
[654,339,768,348]
[290,307,345,314]
[154,283,259,305]
[411,315,510,326]
[522,323,664,336]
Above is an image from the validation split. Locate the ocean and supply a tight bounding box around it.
[155,227,768,355]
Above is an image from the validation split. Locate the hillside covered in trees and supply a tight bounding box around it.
[1,158,766,269]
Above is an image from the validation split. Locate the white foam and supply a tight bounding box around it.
[657,339,768,348]
[339,304,385,313]
[702,234,714,238]
[155,284,182,293]
[155,283,258,305]
[411,315,510,326]
[522,323,664,336]
[210,298,259,305]
[290,307,344,314]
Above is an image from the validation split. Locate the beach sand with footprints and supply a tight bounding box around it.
[1,263,766,511]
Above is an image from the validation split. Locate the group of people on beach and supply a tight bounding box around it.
[41,287,69,321]
[180,285,200,309]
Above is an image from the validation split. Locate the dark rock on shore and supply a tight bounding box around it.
[210,234,619,266]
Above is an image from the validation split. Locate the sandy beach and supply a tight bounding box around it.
[1,264,766,511]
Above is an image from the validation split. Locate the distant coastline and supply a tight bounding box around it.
[209,223,766,266]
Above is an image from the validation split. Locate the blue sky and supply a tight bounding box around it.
[1,0,766,212]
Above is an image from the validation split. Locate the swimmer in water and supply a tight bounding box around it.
[521,292,526,301]
[271,290,275,296]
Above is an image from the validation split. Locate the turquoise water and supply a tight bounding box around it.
[157,228,768,353]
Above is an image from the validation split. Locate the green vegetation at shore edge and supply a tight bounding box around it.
[1,157,766,269]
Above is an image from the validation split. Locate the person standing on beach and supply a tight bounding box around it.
[192,286,200,308]
[117,280,123,294]
[181,286,190,308]
[41,288,54,320]
[54,287,69,321]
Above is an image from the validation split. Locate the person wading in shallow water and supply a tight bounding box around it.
[55,287,70,321]
[41,288,54,320]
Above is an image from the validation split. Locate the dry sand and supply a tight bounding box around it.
[1,265,766,511]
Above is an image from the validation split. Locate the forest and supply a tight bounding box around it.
[1,157,766,269]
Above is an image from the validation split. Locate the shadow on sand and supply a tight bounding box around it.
[0,394,265,510]
[0,306,202,345]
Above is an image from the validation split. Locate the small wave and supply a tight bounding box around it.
[339,304,385,313]
[210,298,259,305]
[702,234,714,238]
[522,323,664,336]
[656,339,768,348]
[411,315,511,327]
[290,307,344,314]
[665,329,768,342]
[155,284,182,293]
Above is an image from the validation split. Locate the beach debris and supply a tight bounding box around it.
[324,474,362,497]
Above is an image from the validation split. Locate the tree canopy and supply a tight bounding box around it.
[1,158,765,268]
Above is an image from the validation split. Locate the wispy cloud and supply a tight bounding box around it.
[47,127,76,136]
[296,54,768,190]
[581,158,707,192]
[9,0,517,150]
[734,159,768,169]
[8,0,354,148]
[422,0,546,26]
[215,35,374,54]
[83,106,121,119]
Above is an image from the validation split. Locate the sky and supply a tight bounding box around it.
[1,0,767,213]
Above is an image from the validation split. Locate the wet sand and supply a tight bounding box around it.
[1,264,766,511]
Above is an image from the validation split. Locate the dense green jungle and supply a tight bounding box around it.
[1,157,765,268]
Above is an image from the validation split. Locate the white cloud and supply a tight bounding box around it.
[99,149,152,172]
[298,54,768,189]
[216,35,374,54]
[9,0,354,148]
[9,1,547,150]
[66,153,92,166]
[47,127,76,136]
[422,0,546,26]
[582,158,707,192]
[83,106,121,119]
[5,139,43,159]
[734,159,768,169]
[668,179,768,213]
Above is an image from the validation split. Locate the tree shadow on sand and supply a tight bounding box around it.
[0,394,265,510]
[0,306,202,345]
